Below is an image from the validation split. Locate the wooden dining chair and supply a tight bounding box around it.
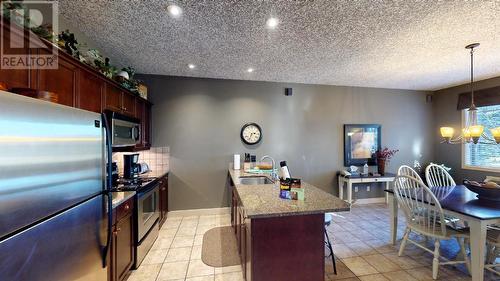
[486,226,500,276]
[425,163,456,188]
[394,175,470,280]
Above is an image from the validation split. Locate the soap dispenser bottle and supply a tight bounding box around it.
[280,161,291,179]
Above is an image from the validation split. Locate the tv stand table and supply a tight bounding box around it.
[338,173,396,205]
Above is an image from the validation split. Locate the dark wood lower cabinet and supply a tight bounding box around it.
[110,197,135,281]
[233,191,324,281]
[158,174,169,228]
[231,188,237,233]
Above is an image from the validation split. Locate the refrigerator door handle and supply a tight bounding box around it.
[103,113,113,193]
[101,113,114,268]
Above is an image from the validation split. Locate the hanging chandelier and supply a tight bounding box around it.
[440,43,500,145]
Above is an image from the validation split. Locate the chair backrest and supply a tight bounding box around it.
[425,163,456,188]
[394,175,447,238]
[397,165,424,191]
[398,165,423,181]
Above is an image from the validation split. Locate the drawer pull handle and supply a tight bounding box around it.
[124,204,130,210]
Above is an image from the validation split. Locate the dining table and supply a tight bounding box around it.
[385,185,500,281]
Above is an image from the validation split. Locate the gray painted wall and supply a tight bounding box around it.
[432,76,500,181]
[137,75,434,211]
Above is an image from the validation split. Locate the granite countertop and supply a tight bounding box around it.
[141,170,169,179]
[112,191,136,209]
[229,168,350,219]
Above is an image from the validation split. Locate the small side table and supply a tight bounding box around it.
[338,173,396,205]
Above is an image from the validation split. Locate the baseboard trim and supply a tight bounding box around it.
[354,197,387,205]
[167,207,230,217]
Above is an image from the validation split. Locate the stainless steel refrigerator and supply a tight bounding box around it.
[0,90,112,280]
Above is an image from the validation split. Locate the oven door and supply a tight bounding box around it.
[137,183,160,241]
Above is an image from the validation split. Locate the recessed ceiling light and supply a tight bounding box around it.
[247,68,254,73]
[188,64,196,69]
[266,17,279,29]
[167,4,182,17]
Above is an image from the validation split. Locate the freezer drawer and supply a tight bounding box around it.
[0,91,104,238]
[0,195,108,281]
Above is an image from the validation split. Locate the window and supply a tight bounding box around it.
[463,104,500,171]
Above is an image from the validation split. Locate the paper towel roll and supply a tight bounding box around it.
[233,154,241,170]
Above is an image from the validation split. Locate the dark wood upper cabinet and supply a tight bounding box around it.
[143,103,152,148]
[105,84,136,117]
[122,92,135,116]
[134,99,145,149]
[128,98,152,151]
[0,24,32,89]
[105,84,123,112]
[36,52,77,107]
[1,19,153,151]
[78,70,104,112]
[135,98,144,120]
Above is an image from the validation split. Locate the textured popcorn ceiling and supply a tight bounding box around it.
[58,0,500,91]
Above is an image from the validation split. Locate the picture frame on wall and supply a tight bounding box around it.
[344,124,381,166]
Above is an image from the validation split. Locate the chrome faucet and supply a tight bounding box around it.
[260,155,278,181]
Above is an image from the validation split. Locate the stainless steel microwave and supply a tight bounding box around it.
[105,110,140,147]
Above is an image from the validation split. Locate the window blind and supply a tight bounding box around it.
[457,86,500,110]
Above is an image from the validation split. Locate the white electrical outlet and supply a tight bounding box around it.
[354,186,358,192]
[367,186,370,192]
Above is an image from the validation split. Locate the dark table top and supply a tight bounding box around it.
[385,185,500,220]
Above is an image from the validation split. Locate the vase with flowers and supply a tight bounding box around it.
[374,148,399,175]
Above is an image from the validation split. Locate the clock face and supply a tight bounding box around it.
[241,123,262,145]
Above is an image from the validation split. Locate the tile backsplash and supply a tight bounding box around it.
[113,146,170,176]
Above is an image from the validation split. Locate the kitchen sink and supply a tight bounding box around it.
[238,176,274,185]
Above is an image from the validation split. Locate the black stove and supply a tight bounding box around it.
[111,177,157,191]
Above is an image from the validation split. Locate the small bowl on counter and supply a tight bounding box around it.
[463,179,500,202]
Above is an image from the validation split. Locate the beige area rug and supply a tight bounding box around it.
[201,226,241,267]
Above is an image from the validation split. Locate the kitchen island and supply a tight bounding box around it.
[228,168,349,281]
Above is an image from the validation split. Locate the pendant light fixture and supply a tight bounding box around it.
[440,43,500,145]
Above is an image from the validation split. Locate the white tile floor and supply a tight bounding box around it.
[126,213,243,281]
[127,204,499,281]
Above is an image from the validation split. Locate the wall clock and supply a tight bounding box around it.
[241,123,262,145]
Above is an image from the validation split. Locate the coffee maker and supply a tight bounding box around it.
[123,153,140,179]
